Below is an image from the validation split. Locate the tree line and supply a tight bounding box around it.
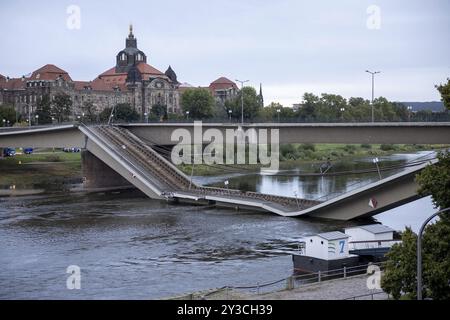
[180,78,450,122]
[1,78,449,126]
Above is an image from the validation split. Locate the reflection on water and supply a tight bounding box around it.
[0,151,436,299]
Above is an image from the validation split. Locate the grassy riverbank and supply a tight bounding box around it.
[0,144,446,185]
[178,144,447,176]
[0,150,81,187]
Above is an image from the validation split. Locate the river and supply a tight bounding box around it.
[0,151,437,299]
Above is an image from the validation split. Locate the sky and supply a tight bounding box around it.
[0,0,449,107]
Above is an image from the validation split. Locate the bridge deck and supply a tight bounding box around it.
[89,125,320,215]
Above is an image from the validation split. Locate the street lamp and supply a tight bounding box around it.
[236,79,249,124]
[417,207,450,300]
[228,109,232,122]
[35,114,39,126]
[28,105,31,127]
[407,106,413,122]
[186,110,190,121]
[372,157,381,180]
[366,70,381,123]
[144,112,148,123]
[340,107,345,121]
[2,119,5,127]
[276,108,281,123]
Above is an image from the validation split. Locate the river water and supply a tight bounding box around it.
[0,151,437,299]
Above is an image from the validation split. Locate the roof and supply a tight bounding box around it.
[136,63,166,78]
[29,64,72,81]
[98,63,168,83]
[74,78,127,92]
[209,77,238,91]
[210,77,236,85]
[98,66,125,77]
[316,231,349,241]
[0,77,27,90]
[356,224,395,234]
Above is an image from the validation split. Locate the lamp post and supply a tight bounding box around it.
[366,70,381,123]
[407,106,413,122]
[340,107,345,122]
[276,108,281,123]
[236,79,249,124]
[2,119,5,127]
[144,112,148,123]
[35,114,39,126]
[417,207,450,300]
[186,110,190,121]
[228,109,232,122]
[28,105,31,127]
[372,157,381,180]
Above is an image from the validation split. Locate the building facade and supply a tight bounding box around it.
[0,26,240,122]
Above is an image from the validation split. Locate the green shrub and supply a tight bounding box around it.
[344,144,357,152]
[299,143,316,152]
[380,144,395,151]
[360,144,372,149]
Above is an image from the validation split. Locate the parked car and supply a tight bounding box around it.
[23,147,34,155]
[3,148,16,157]
[63,147,81,153]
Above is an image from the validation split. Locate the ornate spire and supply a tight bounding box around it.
[259,83,264,107]
[126,24,137,48]
[165,65,179,84]
[129,24,134,38]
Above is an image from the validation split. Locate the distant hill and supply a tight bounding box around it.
[399,101,445,112]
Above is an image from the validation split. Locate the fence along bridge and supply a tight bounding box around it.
[81,125,321,215]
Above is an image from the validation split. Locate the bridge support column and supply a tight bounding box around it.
[82,150,132,190]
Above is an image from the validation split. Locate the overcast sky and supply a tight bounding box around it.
[1,0,449,106]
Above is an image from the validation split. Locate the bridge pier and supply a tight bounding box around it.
[81,150,132,190]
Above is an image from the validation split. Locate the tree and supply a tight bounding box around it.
[36,94,52,125]
[257,102,295,121]
[99,103,139,123]
[150,103,167,121]
[0,104,17,126]
[416,151,450,216]
[436,78,450,110]
[225,86,261,121]
[381,228,418,300]
[297,93,320,121]
[382,151,450,299]
[81,101,99,123]
[181,88,215,119]
[52,93,72,123]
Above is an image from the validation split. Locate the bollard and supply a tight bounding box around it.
[286,277,294,290]
[343,266,347,279]
[318,271,321,282]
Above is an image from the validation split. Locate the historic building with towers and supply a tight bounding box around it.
[0,26,244,122]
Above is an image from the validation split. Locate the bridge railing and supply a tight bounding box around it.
[218,261,386,296]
